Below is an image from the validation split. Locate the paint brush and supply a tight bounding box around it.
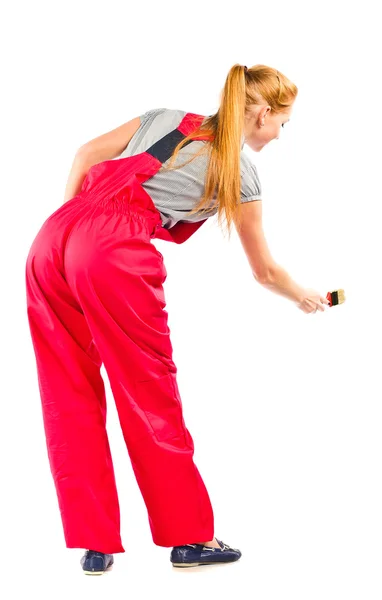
[326,289,346,307]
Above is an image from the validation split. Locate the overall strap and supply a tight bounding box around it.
[145,113,213,163]
[147,112,214,244]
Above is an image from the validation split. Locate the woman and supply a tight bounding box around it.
[25,63,330,575]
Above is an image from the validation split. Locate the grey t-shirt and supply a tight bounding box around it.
[118,107,262,229]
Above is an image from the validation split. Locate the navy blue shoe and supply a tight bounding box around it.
[80,550,114,575]
[170,538,242,568]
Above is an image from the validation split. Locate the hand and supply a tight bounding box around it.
[296,288,330,314]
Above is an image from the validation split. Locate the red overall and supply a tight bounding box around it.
[25,113,215,553]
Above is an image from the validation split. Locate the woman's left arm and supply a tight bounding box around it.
[62,152,94,204]
[62,116,141,204]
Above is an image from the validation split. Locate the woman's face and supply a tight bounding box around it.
[243,103,294,152]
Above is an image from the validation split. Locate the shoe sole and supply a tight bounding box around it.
[82,563,114,575]
[172,560,239,568]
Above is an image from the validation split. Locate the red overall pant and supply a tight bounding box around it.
[25,113,214,553]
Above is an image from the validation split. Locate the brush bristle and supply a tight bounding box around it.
[328,289,346,306]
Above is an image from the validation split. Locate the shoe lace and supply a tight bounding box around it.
[218,540,232,551]
[185,539,232,552]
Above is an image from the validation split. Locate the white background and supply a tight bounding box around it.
[1,0,381,598]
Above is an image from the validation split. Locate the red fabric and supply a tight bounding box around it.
[25,113,215,552]
[152,217,207,243]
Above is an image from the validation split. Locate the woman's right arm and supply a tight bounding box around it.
[235,200,306,305]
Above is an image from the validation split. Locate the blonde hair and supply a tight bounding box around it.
[161,63,298,238]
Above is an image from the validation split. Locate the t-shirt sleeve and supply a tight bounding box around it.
[139,108,167,128]
[240,152,262,202]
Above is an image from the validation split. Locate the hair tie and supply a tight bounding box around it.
[244,65,248,73]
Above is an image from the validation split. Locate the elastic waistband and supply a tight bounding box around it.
[78,191,163,236]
